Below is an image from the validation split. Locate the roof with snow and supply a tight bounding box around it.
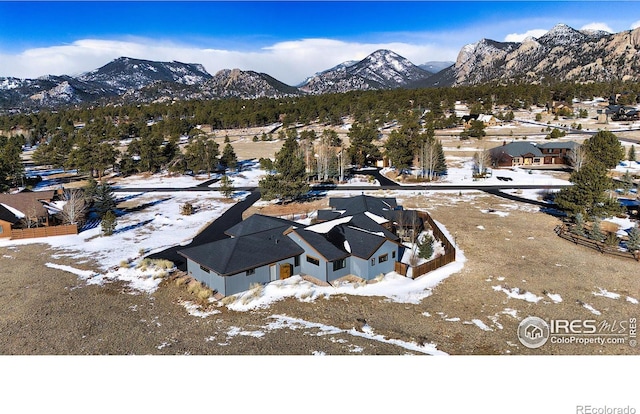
[0,203,20,224]
[0,190,56,219]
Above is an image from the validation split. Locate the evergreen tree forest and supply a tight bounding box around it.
[0,80,638,192]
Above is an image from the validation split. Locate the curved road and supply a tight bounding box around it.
[122,167,569,268]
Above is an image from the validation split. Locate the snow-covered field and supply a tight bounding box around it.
[382,157,571,187]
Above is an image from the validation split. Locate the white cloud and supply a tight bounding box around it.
[0,37,459,86]
[632,20,640,30]
[580,22,614,33]
[504,29,548,42]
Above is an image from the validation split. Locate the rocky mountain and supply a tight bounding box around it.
[4,23,640,112]
[436,23,640,86]
[120,68,302,104]
[299,49,433,94]
[78,57,212,93]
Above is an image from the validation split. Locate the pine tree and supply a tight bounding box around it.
[101,210,117,236]
[93,182,117,218]
[418,233,435,259]
[555,162,618,217]
[219,174,235,199]
[626,225,640,252]
[572,212,585,236]
[259,136,309,201]
[589,218,604,242]
[220,143,237,171]
[629,145,636,162]
[583,130,625,169]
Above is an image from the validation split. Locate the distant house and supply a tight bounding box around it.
[462,114,498,129]
[0,190,58,229]
[178,195,415,297]
[490,141,579,168]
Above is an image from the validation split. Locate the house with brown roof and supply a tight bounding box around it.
[490,141,579,168]
[0,190,58,233]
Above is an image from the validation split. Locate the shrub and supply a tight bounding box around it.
[181,202,194,216]
[418,233,435,259]
[604,232,619,247]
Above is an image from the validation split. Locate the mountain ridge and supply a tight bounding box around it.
[3,23,640,112]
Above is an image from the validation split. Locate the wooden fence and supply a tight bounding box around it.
[394,211,457,279]
[11,224,78,240]
[554,225,639,261]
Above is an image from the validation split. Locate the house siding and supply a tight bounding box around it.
[186,258,226,295]
[287,232,331,282]
[0,220,11,237]
[224,257,299,296]
[187,257,300,297]
[326,257,351,282]
[352,240,398,280]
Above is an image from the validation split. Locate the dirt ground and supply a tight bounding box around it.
[3,112,638,355]
[1,190,638,355]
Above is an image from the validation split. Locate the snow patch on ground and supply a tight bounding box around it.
[492,285,543,303]
[582,302,601,315]
[179,300,221,318]
[546,292,563,303]
[471,319,493,331]
[593,288,621,300]
[265,314,447,355]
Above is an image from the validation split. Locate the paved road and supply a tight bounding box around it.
[146,189,261,270]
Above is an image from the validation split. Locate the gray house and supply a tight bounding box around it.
[178,195,407,296]
[178,215,304,296]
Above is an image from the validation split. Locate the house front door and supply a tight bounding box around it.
[270,264,277,282]
[279,263,292,280]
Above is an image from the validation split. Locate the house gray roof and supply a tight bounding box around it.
[178,227,304,276]
[225,214,300,237]
[490,142,544,158]
[538,141,579,150]
[291,228,351,262]
[328,195,397,217]
[0,204,20,224]
[341,225,389,259]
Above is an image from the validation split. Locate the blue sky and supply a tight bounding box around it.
[1,1,640,84]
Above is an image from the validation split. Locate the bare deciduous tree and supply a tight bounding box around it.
[58,189,87,225]
[473,148,492,176]
[569,144,586,172]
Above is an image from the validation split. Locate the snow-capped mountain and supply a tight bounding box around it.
[121,68,302,103]
[3,23,640,112]
[77,57,213,93]
[433,23,637,86]
[299,50,433,94]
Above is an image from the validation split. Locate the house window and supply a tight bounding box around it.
[246,268,255,276]
[294,255,300,267]
[199,264,210,273]
[332,258,346,272]
[379,253,388,263]
[371,258,375,266]
[306,255,320,266]
[392,251,396,259]
[0,226,3,234]
[534,158,541,164]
